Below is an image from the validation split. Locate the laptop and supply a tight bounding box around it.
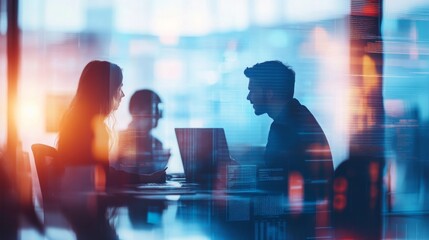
[134,128,259,194]
[175,128,231,189]
[130,128,228,192]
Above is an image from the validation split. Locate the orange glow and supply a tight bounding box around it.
[95,165,106,192]
[306,143,331,158]
[91,115,110,162]
[288,171,304,214]
[350,54,381,134]
[362,55,379,91]
[362,55,378,129]
[349,87,363,132]
[45,93,73,132]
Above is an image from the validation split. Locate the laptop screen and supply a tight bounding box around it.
[175,128,230,187]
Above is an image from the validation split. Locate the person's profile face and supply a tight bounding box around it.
[112,84,125,111]
[132,102,161,131]
[246,79,267,115]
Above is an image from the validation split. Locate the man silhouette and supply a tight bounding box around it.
[244,60,333,201]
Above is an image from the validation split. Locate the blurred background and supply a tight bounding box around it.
[1,0,429,214]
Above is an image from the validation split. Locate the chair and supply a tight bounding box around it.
[31,144,63,206]
[31,143,76,235]
[332,156,384,240]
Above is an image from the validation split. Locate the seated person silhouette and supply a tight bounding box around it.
[118,89,170,174]
[57,61,166,187]
[57,61,168,240]
[244,60,334,201]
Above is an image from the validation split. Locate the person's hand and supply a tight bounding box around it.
[148,167,167,183]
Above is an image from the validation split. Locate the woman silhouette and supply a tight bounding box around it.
[56,60,165,240]
[57,60,165,186]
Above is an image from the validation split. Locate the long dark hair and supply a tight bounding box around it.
[71,60,123,117]
[57,61,123,154]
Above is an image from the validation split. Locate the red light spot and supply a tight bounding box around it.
[370,184,378,199]
[333,177,348,193]
[369,162,379,182]
[362,5,378,17]
[289,171,304,214]
[333,194,347,211]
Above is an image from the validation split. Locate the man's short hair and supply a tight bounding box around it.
[244,60,295,99]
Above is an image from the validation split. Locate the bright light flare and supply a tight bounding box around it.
[18,101,43,131]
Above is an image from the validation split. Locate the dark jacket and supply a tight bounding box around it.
[265,98,333,200]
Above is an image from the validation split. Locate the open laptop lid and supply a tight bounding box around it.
[175,128,230,187]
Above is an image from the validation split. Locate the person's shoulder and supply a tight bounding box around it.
[118,127,137,141]
[153,136,163,148]
[291,98,308,112]
[289,99,312,121]
[291,99,324,130]
[290,99,312,116]
[119,127,133,135]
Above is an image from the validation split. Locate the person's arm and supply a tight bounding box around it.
[138,168,167,183]
[108,167,166,185]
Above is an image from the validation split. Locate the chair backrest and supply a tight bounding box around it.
[31,144,62,203]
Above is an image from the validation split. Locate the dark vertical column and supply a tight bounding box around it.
[349,0,385,216]
[3,2,20,239]
[6,0,19,177]
[332,1,385,239]
[349,0,384,158]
